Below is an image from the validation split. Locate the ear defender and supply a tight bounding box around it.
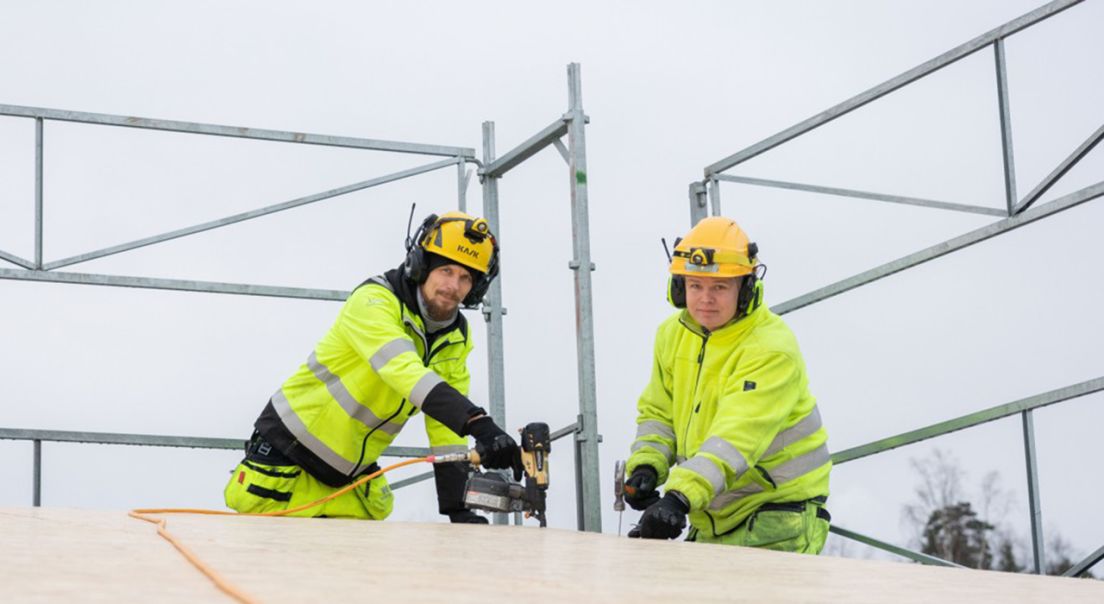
[662,236,686,308]
[735,263,767,318]
[402,213,440,283]
[667,274,687,308]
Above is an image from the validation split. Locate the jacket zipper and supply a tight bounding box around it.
[405,316,459,366]
[681,319,723,535]
[404,317,432,364]
[427,336,458,364]
[680,322,710,448]
[351,401,406,479]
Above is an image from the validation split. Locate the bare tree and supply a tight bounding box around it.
[902,448,965,548]
[976,470,1014,569]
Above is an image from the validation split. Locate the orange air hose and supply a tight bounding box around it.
[129,456,432,604]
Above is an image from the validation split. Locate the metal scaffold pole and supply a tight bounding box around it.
[566,63,602,532]
[480,121,509,526]
[688,181,708,225]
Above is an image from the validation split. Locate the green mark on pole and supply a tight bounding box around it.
[575,171,587,185]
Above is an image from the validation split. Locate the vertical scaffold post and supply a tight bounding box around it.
[1023,409,1046,573]
[566,63,602,532]
[480,121,509,526]
[689,181,708,225]
[35,117,44,269]
[33,439,42,506]
[707,177,722,217]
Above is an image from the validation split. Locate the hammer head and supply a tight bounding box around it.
[613,460,626,512]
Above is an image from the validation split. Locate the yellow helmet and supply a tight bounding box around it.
[417,211,497,275]
[404,211,500,307]
[670,217,757,278]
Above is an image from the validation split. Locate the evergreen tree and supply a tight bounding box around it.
[994,535,1023,573]
[921,501,995,568]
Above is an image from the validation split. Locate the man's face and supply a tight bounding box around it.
[685,275,741,331]
[420,263,475,321]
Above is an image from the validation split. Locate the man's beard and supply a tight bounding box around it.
[423,294,459,321]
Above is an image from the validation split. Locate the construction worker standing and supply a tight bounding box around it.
[224,211,520,523]
[625,216,831,552]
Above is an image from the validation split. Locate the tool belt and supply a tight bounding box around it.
[245,431,296,465]
[710,496,830,538]
[757,496,831,523]
[243,431,380,481]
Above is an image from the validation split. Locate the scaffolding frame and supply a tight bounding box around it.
[689,0,1102,576]
[0,64,602,531]
[479,64,602,531]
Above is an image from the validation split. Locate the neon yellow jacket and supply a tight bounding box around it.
[627,285,830,536]
[254,268,474,492]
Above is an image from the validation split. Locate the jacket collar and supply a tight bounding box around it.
[381,265,469,342]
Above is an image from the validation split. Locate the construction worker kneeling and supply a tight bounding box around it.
[224,434,394,519]
[224,211,522,522]
[625,216,832,553]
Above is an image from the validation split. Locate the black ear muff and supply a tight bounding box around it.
[736,275,756,317]
[402,246,426,283]
[662,236,686,308]
[668,275,686,308]
[736,264,767,318]
[733,243,762,317]
[403,213,439,283]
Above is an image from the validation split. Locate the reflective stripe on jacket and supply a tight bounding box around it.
[255,268,471,488]
[627,284,830,537]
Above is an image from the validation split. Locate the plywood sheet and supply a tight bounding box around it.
[2,507,1101,603]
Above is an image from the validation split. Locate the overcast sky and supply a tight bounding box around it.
[2,1,1102,565]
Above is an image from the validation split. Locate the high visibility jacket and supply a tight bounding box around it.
[254,266,480,511]
[627,284,830,537]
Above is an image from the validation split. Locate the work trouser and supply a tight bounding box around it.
[222,434,394,520]
[689,497,830,554]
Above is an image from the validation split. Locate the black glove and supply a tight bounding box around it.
[633,491,689,540]
[448,510,489,524]
[466,416,523,481]
[624,466,660,511]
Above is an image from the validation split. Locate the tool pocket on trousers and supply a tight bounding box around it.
[355,474,394,520]
[743,508,807,552]
[224,459,302,514]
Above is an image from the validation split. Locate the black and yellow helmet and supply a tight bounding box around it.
[404,211,500,307]
[418,211,496,275]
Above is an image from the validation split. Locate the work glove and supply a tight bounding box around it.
[632,491,689,540]
[466,416,523,481]
[448,510,489,524]
[624,465,660,511]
